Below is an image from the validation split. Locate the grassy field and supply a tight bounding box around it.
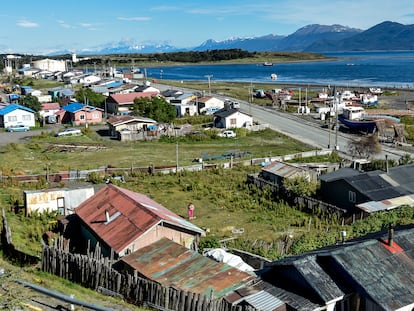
[0,128,314,176]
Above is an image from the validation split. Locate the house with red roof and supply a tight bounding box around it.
[106,91,159,115]
[39,102,60,119]
[75,184,205,258]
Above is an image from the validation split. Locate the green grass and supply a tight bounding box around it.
[0,128,313,176]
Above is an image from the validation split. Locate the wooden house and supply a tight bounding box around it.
[75,184,205,258]
[261,160,316,187]
[319,164,414,213]
[106,115,158,137]
[213,107,253,129]
[261,224,414,311]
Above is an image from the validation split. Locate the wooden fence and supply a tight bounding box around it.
[41,244,254,311]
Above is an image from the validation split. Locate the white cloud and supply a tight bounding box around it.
[17,20,39,28]
[57,20,72,29]
[118,16,151,21]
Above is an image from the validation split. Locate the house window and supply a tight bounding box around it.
[230,118,237,126]
[349,191,356,203]
[79,114,85,120]
[8,116,17,122]
[22,115,31,121]
[92,113,99,119]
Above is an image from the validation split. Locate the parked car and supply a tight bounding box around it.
[218,130,236,138]
[56,128,82,137]
[6,124,30,132]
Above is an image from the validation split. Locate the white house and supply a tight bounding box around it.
[0,104,36,129]
[39,103,61,118]
[197,96,224,114]
[213,107,253,129]
[170,93,198,117]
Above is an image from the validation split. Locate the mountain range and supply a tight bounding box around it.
[50,21,414,56]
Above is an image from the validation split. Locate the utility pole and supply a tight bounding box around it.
[205,75,213,95]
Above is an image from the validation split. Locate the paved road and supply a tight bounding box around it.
[153,82,411,161]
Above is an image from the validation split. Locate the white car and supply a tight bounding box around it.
[56,128,82,137]
[218,130,236,138]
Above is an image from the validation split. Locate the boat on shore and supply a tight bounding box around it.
[338,106,378,133]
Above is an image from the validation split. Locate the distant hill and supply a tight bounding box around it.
[306,21,414,51]
[48,21,414,56]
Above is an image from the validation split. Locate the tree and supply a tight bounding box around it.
[133,97,176,123]
[347,135,382,159]
[75,88,106,108]
[18,94,40,112]
[282,176,316,197]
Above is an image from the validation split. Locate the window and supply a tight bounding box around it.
[230,118,237,126]
[79,114,85,120]
[92,113,99,119]
[8,116,17,122]
[349,191,356,203]
[22,115,31,121]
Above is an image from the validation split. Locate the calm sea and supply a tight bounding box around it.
[143,51,414,88]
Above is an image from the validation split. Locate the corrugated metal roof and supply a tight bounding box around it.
[262,161,304,178]
[243,290,284,311]
[356,194,414,213]
[107,115,156,126]
[75,185,204,254]
[318,167,361,182]
[265,226,414,310]
[120,237,255,298]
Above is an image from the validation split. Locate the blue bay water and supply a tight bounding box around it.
[144,51,414,88]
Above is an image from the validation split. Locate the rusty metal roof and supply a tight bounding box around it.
[120,237,255,299]
[75,185,205,254]
[262,161,305,178]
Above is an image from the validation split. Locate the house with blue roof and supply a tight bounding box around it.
[0,104,36,129]
[58,102,103,126]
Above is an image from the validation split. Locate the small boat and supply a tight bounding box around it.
[263,62,273,66]
[338,106,377,133]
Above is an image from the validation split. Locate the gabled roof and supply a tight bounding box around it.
[262,161,307,178]
[75,185,205,254]
[41,103,60,111]
[108,91,158,105]
[119,237,255,298]
[214,108,250,118]
[107,115,157,126]
[265,225,414,309]
[62,102,103,113]
[319,165,414,202]
[0,104,35,115]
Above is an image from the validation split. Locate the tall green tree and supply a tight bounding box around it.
[75,88,106,108]
[18,94,41,112]
[133,97,176,123]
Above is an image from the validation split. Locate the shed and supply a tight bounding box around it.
[261,160,316,186]
[24,186,95,216]
[114,237,255,299]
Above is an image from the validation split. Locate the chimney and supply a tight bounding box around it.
[388,223,394,247]
[105,210,110,223]
[385,155,389,173]
[340,230,347,244]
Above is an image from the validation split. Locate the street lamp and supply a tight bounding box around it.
[204,75,213,95]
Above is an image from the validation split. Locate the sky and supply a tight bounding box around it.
[1,0,414,55]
